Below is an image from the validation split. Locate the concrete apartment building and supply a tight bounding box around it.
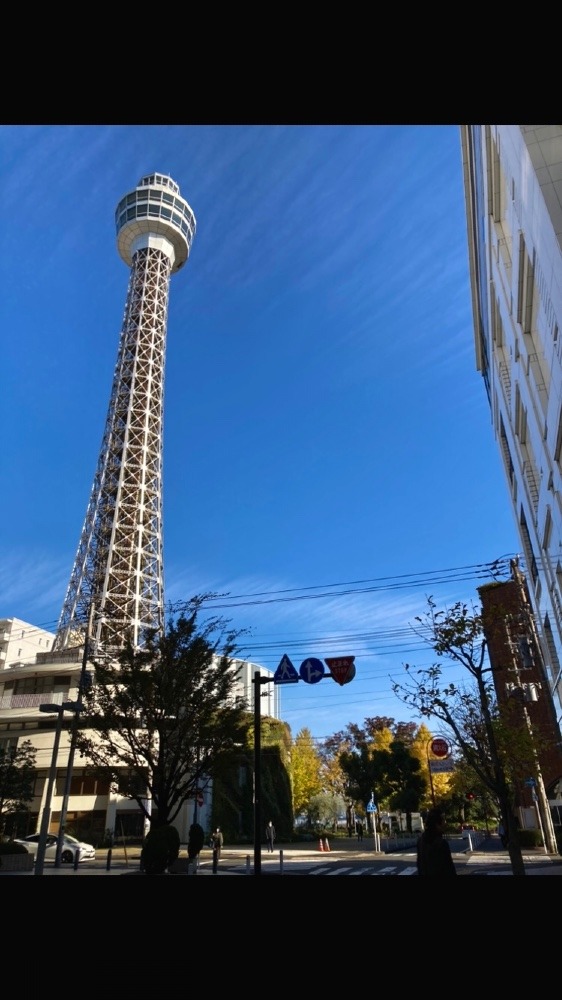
[0,616,279,843]
[461,125,562,735]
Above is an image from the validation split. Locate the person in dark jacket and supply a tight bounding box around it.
[210,827,223,860]
[187,822,205,874]
[416,808,457,876]
[265,820,276,852]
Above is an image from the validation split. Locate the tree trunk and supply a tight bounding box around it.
[506,811,526,876]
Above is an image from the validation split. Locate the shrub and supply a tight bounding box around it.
[140,824,180,875]
[0,841,29,856]
[517,828,543,849]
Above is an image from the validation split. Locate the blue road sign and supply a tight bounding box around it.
[366,802,377,813]
[274,654,299,684]
[299,657,325,684]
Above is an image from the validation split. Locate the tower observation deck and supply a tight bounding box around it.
[54,173,196,654]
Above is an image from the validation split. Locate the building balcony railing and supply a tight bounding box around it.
[498,360,512,405]
[523,460,540,512]
[0,692,68,710]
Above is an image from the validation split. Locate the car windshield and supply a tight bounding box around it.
[65,836,80,844]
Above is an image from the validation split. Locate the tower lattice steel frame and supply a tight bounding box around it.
[54,173,196,654]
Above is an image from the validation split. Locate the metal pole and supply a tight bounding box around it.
[427,738,436,807]
[35,707,65,876]
[193,743,200,825]
[531,786,548,855]
[525,727,556,854]
[55,603,94,867]
[253,670,262,876]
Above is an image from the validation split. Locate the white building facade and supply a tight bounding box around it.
[0,617,279,844]
[461,125,562,729]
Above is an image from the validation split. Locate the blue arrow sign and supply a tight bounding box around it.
[299,657,325,684]
[366,802,377,813]
[274,654,299,684]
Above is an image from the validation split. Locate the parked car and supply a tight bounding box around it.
[460,824,478,839]
[13,833,96,864]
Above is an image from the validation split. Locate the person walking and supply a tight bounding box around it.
[210,826,223,859]
[210,826,223,873]
[265,820,276,852]
[356,819,364,842]
[416,807,457,876]
[187,822,205,874]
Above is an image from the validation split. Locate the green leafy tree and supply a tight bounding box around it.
[308,791,346,832]
[339,736,426,831]
[75,595,248,829]
[0,740,36,837]
[319,735,349,802]
[211,716,293,841]
[373,740,426,830]
[391,596,543,876]
[291,728,323,820]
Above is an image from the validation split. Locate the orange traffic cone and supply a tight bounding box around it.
[318,838,324,851]
[323,837,331,852]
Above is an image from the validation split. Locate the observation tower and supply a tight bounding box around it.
[54,173,196,653]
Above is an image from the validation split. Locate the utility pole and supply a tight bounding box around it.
[505,607,558,855]
[252,670,274,877]
[54,602,95,867]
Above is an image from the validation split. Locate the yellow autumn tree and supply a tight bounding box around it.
[291,727,323,819]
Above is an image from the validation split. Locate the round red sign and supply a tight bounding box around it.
[430,737,449,758]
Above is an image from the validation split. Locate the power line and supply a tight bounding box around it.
[181,556,517,610]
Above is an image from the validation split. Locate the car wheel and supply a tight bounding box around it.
[61,850,73,863]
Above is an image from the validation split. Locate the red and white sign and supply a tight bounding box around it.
[430,737,449,758]
[324,656,355,686]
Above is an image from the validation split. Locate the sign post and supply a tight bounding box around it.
[426,736,450,806]
[250,652,357,875]
[366,793,380,852]
[430,737,449,758]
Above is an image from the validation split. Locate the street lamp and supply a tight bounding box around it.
[35,700,81,876]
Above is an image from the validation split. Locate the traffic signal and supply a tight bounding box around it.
[466,792,475,800]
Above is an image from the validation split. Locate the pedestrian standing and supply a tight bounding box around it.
[265,820,276,852]
[211,826,223,873]
[356,819,364,842]
[416,808,457,876]
[187,822,205,874]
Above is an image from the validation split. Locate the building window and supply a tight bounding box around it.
[14,676,51,695]
[69,770,111,796]
[516,635,534,669]
[543,506,553,551]
[543,612,560,679]
[520,508,539,587]
[0,736,18,754]
[514,384,527,444]
[118,769,148,797]
[554,407,562,469]
[517,235,535,335]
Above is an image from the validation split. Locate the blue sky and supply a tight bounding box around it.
[0,124,521,742]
